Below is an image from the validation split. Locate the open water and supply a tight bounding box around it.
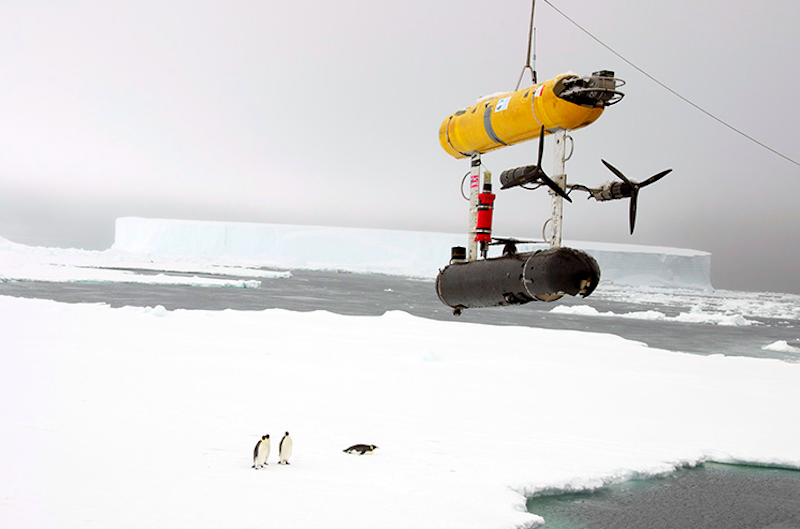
[2,268,798,528]
[527,463,800,529]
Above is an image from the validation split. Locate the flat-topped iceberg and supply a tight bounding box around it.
[112,217,713,289]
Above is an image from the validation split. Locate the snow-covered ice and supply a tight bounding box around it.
[763,340,800,354]
[2,223,799,528]
[550,305,759,326]
[1,296,799,529]
[0,233,289,288]
[592,283,800,322]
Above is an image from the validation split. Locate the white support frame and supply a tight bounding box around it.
[548,129,567,248]
[467,153,481,261]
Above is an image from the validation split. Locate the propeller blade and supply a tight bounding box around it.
[640,168,672,187]
[601,159,633,186]
[628,187,639,234]
[540,171,573,202]
[537,126,572,202]
[598,160,673,234]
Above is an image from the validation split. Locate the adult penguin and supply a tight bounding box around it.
[252,434,270,469]
[278,432,293,465]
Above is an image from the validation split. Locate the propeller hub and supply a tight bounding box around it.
[559,71,626,107]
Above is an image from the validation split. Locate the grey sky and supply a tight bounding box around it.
[1,0,798,293]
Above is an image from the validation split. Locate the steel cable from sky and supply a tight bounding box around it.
[543,0,799,168]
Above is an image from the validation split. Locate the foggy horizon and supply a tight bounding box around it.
[2,0,798,293]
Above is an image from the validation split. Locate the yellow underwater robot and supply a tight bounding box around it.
[434,70,672,314]
[439,71,623,159]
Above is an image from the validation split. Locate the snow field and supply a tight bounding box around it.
[2,297,799,529]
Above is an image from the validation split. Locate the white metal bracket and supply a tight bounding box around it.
[467,153,481,261]
[548,130,568,248]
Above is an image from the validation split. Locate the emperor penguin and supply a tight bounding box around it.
[252,434,270,469]
[343,444,378,455]
[278,431,293,465]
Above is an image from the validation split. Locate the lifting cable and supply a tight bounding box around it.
[514,0,537,91]
[542,0,799,168]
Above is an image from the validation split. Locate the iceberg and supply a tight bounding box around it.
[112,217,713,289]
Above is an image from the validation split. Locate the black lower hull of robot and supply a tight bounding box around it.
[436,247,600,314]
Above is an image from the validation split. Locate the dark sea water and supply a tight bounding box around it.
[527,463,800,529]
[2,268,798,528]
[1,269,797,361]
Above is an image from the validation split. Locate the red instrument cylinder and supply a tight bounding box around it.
[475,185,496,243]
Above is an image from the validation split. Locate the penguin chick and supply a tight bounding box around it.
[253,434,270,469]
[278,432,293,465]
[343,444,378,455]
